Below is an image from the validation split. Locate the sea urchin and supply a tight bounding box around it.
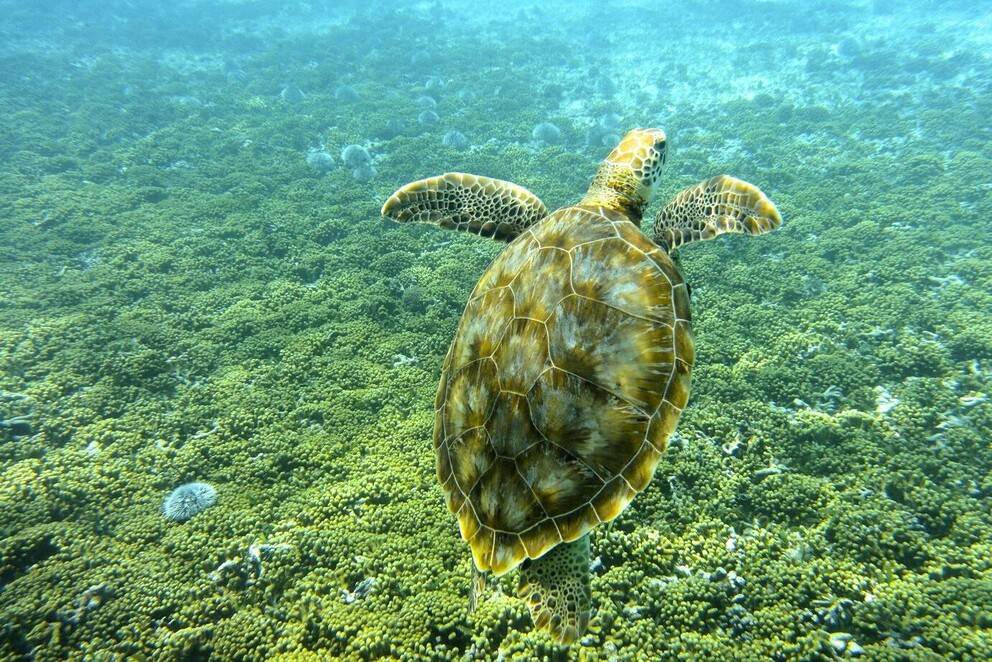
[162,482,217,522]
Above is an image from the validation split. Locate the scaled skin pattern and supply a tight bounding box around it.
[0,1,991,660]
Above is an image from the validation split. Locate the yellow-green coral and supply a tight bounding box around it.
[1,2,991,660]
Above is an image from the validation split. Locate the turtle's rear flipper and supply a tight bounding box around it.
[517,535,591,645]
[651,175,781,250]
[381,173,547,241]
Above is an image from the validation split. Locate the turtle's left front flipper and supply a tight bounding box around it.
[381,172,547,241]
[652,175,782,250]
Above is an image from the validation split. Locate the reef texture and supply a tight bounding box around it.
[0,1,990,660]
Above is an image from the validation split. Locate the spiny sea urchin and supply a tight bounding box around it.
[162,482,217,522]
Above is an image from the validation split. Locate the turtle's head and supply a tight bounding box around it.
[580,128,667,221]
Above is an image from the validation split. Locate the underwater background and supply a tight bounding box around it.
[1,0,991,659]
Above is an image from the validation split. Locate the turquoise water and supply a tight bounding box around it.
[1,1,990,659]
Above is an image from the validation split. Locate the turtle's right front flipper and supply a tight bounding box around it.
[381,172,547,241]
[651,175,782,250]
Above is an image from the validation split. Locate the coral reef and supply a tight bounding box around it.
[531,122,563,145]
[0,0,990,659]
[340,144,372,170]
[304,149,334,174]
[417,110,440,126]
[442,130,470,151]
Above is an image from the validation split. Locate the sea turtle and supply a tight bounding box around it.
[381,128,782,644]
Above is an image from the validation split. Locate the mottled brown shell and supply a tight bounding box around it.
[435,205,694,575]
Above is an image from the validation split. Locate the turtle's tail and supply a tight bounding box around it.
[468,565,487,613]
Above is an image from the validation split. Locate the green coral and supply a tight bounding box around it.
[1,2,991,659]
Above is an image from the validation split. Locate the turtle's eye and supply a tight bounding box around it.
[644,140,667,185]
[654,139,667,162]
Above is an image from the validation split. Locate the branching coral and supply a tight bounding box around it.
[1,2,990,660]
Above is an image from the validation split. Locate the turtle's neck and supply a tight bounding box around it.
[578,161,649,223]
